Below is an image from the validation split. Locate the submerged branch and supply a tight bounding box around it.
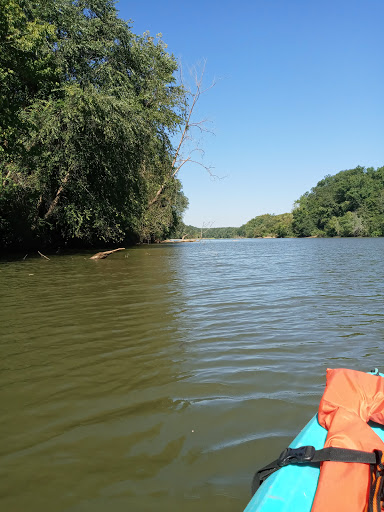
[90,248,125,260]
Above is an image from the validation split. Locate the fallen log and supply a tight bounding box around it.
[38,250,50,260]
[90,248,125,260]
[161,239,197,243]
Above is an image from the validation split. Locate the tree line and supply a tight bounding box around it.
[179,166,384,239]
[0,0,189,250]
[175,214,293,239]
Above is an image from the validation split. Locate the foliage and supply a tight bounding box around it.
[292,166,384,237]
[142,179,188,242]
[178,164,384,241]
[170,224,241,239]
[171,215,293,239]
[202,226,241,238]
[240,213,294,238]
[0,0,187,248]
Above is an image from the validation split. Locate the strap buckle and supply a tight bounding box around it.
[278,446,316,467]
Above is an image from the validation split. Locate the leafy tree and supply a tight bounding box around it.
[292,166,384,237]
[241,213,294,238]
[0,0,187,249]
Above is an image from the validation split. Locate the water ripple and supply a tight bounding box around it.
[1,239,384,511]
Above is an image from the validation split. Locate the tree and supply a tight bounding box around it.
[292,166,384,237]
[292,197,317,237]
[148,63,215,206]
[241,213,294,238]
[0,0,188,248]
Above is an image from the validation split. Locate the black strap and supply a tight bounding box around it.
[312,447,376,464]
[251,445,378,496]
[251,458,280,496]
[368,450,384,512]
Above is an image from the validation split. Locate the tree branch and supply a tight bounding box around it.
[44,171,70,219]
[90,248,125,260]
[148,61,217,208]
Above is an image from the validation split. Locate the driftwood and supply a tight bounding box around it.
[90,248,125,260]
[38,250,50,260]
[161,239,197,243]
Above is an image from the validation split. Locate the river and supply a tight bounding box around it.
[1,238,384,511]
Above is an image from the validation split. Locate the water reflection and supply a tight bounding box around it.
[1,239,384,511]
[0,248,191,511]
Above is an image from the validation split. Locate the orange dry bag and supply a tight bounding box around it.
[311,368,384,512]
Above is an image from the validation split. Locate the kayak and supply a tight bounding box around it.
[244,370,384,512]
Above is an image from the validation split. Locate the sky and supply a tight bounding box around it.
[117,0,383,227]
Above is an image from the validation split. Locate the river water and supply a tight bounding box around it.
[1,238,384,512]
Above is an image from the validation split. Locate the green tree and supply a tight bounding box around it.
[241,213,294,238]
[292,166,384,237]
[0,0,188,248]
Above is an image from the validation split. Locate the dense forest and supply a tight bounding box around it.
[179,166,384,239]
[292,166,384,237]
[0,0,188,250]
[240,213,293,238]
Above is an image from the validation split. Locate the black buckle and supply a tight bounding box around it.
[277,446,316,467]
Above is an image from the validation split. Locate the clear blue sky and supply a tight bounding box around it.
[117,0,383,227]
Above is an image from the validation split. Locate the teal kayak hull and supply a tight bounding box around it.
[244,373,384,511]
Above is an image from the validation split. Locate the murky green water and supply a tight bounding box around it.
[1,238,384,511]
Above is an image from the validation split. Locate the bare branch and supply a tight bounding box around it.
[171,156,191,177]
[148,61,217,208]
[188,121,215,135]
[186,160,218,178]
[199,220,215,239]
[38,250,50,260]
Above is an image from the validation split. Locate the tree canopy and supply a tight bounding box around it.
[239,213,293,238]
[292,166,384,237]
[0,0,188,249]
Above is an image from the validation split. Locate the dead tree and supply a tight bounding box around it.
[148,62,217,208]
[199,220,214,239]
